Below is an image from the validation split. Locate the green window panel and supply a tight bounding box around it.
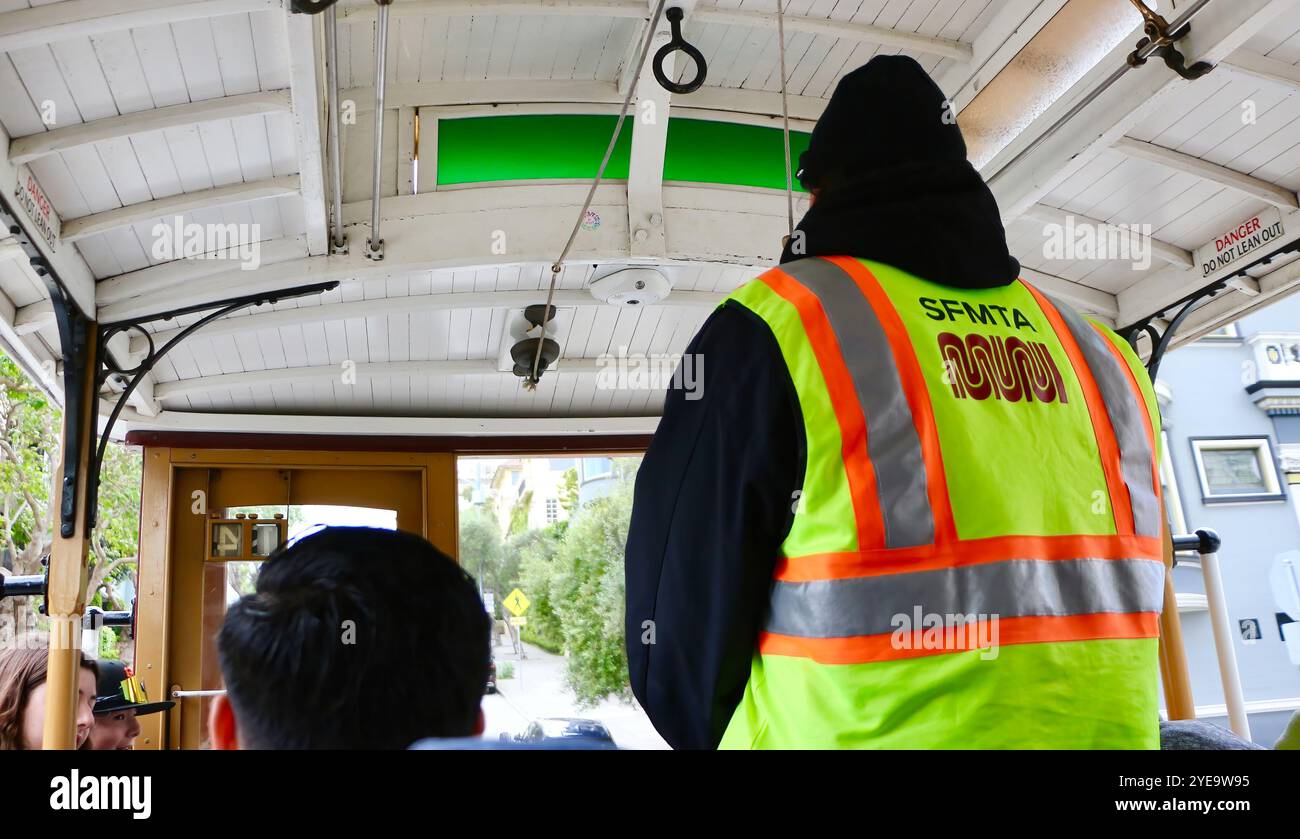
[436,114,810,192]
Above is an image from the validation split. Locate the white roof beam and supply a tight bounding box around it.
[0,0,277,54]
[97,182,788,322]
[1017,266,1119,322]
[155,359,611,401]
[0,125,94,319]
[938,0,1069,111]
[617,18,650,96]
[342,79,829,123]
[1219,48,1300,92]
[1116,205,1300,328]
[61,176,300,243]
[94,236,309,307]
[12,297,54,335]
[987,0,1300,220]
[1111,136,1299,210]
[1023,203,1194,268]
[692,5,970,62]
[338,0,971,61]
[284,9,329,257]
[8,91,291,167]
[121,409,660,437]
[130,287,723,356]
[0,112,152,414]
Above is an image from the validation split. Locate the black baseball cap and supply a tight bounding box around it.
[94,660,175,716]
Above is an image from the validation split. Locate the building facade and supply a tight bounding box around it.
[1157,294,1300,746]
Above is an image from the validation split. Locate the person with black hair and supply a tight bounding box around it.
[212,526,490,749]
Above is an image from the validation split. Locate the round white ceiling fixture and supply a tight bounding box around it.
[588,267,672,306]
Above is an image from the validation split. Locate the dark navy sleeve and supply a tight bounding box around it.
[624,300,805,750]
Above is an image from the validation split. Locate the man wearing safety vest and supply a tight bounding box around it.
[624,55,1166,749]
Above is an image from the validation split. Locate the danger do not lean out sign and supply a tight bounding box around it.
[1194,207,1286,279]
[12,165,60,253]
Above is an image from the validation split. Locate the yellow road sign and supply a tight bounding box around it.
[503,588,530,617]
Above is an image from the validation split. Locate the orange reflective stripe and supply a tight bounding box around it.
[1093,323,1162,505]
[758,612,1159,665]
[760,268,886,549]
[1023,283,1135,536]
[830,257,958,545]
[774,533,1164,581]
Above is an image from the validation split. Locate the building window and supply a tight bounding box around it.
[1190,437,1286,503]
[545,497,559,523]
[1199,322,1240,341]
[582,457,614,483]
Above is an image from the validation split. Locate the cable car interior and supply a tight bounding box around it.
[0,0,1298,752]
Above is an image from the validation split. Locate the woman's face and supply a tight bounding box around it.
[90,708,141,750]
[19,667,98,750]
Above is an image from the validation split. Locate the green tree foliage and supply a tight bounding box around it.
[515,521,567,652]
[548,479,635,706]
[0,352,142,651]
[558,467,579,514]
[508,489,533,536]
[458,505,505,601]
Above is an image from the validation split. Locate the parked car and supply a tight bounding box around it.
[514,717,617,748]
[485,657,497,695]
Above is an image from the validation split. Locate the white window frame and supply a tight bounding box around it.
[1190,436,1287,503]
[1199,322,1240,341]
[545,497,559,523]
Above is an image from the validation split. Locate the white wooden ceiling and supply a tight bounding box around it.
[0,0,1298,436]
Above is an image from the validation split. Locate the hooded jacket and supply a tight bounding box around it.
[624,56,1021,749]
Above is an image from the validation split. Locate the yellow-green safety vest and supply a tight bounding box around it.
[718,256,1166,749]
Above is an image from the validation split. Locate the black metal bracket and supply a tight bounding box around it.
[3,188,339,537]
[87,280,340,531]
[1125,0,1214,81]
[1,191,95,538]
[1171,528,1222,555]
[1121,235,1300,380]
[289,0,342,14]
[1122,281,1225,381]
[653,7,707,94]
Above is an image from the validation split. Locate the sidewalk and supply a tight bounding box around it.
[481,639,669,750]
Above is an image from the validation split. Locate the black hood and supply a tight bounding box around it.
[779,55,1019,289]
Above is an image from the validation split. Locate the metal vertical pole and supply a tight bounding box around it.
[1158,523,1196,720]
[324,4,347,253]
[366,0,391,260]
[43,324,97,750]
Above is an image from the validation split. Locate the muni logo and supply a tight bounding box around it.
[937,331,1068,404]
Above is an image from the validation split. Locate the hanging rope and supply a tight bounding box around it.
[777,0,794,240]
[525,0,670,390]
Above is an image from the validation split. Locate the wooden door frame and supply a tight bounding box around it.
[134,446,457,749]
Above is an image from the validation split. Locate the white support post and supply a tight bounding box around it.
[1199,544,1252,741]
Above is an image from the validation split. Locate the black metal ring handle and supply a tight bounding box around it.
[652,7,707,94]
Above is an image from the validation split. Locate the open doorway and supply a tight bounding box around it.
[457,455,667,749]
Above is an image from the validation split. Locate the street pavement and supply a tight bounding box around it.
[481,639,669,750]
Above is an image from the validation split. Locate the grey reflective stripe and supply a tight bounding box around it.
[1045,295,1161,537]
[765,557,1165,638]
[780,258,934,548]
